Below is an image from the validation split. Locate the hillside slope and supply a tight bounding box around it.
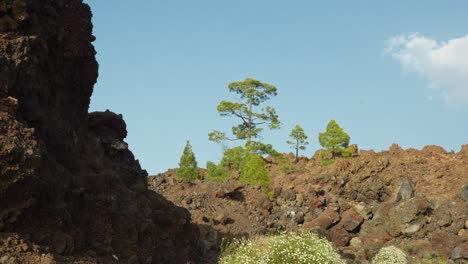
[151,144,468,263]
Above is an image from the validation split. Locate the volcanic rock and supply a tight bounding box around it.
[0,1,198,263]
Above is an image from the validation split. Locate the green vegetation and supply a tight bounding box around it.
[208,78,280,147]
[286,124,309,161]
[403,244,414,254]
[372,246,407,264]
[205,146,273,195]
[416,254,448,264]
[176,141,199,181]
[318,119,351,165]
[205,146,247,181]
[205,161,230,182]
[239,153,270,194]
[219,232,345,264]
[319,150,336,166]
[220,146,246,171]
[319,119,350,157]
[280,163,299,174]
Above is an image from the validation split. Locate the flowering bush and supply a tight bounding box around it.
[372,246,407,264]
[219,232,345,264]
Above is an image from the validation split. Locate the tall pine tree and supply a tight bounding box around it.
[287,124,309,161]
[208,78,280,147]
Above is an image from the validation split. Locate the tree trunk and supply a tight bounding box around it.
[247,98,252,146]
[295,139,299,162]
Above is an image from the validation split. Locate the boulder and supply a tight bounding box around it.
[461,185,468,202]
[430,232,464,258]
[451,243,468,261]
[341,208,364,232]
[293,211,305,225]
[395,177,416,202]
[253,193,273,211]
[328,226,351,247]
[303,209,340,230]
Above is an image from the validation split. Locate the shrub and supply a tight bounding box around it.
[320,150,335,166]
[416,254,448,264]
[372,246,407,264]
[177,140,199,181]
[342,146,355,158]
[205,161,230,182]
[220,146,246,171]
[219,232,345,264]
[239,153,270,194]
[280,163,299,174]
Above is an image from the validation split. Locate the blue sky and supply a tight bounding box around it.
[86,1,468,174]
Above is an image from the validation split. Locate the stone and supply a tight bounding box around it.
[304,212,314,222]
[341,209,364,232]
[386,197,431,236]
[253,193,273,211]
[410,240,434,258]
[451,243,468,260]
[295,193,304,204]
[328,226,351,247]
[395,177,415,201]
[215,190,226,198]
[353,203,372,220]
[307,195,323,210]
[0,256,17,264]
[462,185,468,202]
[214,213,227,225]
[348,144,359,156]
[349,237,362,248]
[403,222,421,234]
[293,211,305,225]
[303,209,340,230]
[431,232,463,257]
[282,189,296,201]
[458,229,468,237]
[436,211,453,227]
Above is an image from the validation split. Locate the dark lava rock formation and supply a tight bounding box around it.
[0,0,198,263]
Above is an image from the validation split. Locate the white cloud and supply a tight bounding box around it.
[385,33,468,105]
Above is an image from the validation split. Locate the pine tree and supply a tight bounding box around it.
[287,124,309,161]
[208,78,280,147]
[318,119,350,158]
[177,140,199,181]
[239,153,270,194]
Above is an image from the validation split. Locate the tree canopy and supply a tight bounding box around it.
[208,78,280,147]
[318,119,350,158]
[177,140,199,181]
[287,124,309,161]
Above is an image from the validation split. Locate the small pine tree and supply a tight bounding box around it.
[287,124,309,161]
[239,153,270,194]
[318,119,350,158]
[177,140,199,181]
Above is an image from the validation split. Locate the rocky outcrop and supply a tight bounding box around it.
[152,144,468,263]
[0,1,198,263]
